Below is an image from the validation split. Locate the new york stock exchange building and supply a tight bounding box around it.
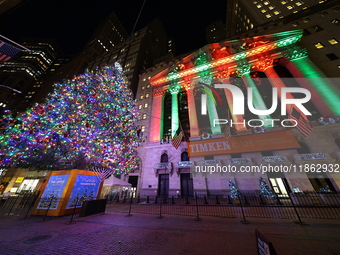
[133,30,340,197]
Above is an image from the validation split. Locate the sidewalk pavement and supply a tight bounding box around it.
[0,205,340,255]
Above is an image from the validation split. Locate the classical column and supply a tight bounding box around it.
[238,63,272,126]
[169,84,181,137]
[150,88,164,142]
[184,82,199,137]
[206,85,222,134]
[217,77,247,131]
[284,47,340,116]
[256,58,299,115]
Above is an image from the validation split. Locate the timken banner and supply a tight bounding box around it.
[188,130,300,157]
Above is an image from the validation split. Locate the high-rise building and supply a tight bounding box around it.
[0,38,60,111]
[226,0,333,37]
[86,18,171,97]
[48,12,129,83]
[206,20,226,44]
[225,1,340,78]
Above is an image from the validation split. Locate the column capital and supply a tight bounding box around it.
[169,83,181,95]
[236,63,251,76]
[283,47,308,61]
[253,57,274,72]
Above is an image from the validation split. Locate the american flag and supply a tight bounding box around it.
[223,125,232,142]
[0,41,21,63]
[171,126,184,149]
[290,108,314,137]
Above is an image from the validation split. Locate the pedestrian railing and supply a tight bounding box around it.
[106,192,340,221]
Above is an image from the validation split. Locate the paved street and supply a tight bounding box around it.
[0,204,340,255]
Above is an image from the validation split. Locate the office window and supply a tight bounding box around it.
[281,1,287,5]
[145,93,149,98]
[144,103,148,108]
[326,53,339,61]
[266,14,272,18]
[331,18,340,25]
[140,95,144,100]
[142,113,147,119]
[287,5,294,9]
[138,104,142,109]
[319,11,328,17]
[295,1,303,6]
[328,38,339,45]
[274,10,280,15]
[269,6,274,10]
[314,42,325,49]
[311,25,323,32]
[141,125,145,132]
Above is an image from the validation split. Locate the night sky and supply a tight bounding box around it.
[0,0,227,56]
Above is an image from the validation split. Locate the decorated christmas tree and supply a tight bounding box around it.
[229,179,240,199]
[0,64,141,175]
[258,177,276,198]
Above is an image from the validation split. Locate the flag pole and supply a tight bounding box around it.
[0,34,31,52]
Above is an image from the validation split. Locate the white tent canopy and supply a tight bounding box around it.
[103,175,131,187]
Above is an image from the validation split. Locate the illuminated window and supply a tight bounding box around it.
[250,23,254,28]
[145,93,149,98]
[281,0,287,4]
[303,18,310,23]
[302,6,308,10]
[142,114,147,119]
[292,22,299,27]
[138,105,142,109]
[261,9,267,13]
[144,103,148,108]
[338,65,340,69]
[141,125,145,132]
[264,1,269,5]
[257,4,262,8]
[293,10,299,13]
[266,14,272,18]
[147,84,150,88]
[328,38,339,45]
[311,25,323,32]
[319,11,328,17]
[253,1,258,4]
[269,6,274,10]
[287,5,294,9]
[314,42,325,49]
[141,86,145,90]
[295,1,303,6]
[319,0,325,3]
[331,18,340,25]
[140,95,144,100]
[332,7,340,12]
[274,10,281,15]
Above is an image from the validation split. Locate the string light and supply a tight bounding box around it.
[0,65,141,174]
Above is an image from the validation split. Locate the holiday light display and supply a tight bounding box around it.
[0,65,141,174]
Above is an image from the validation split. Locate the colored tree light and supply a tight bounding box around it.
[0,65,141,174]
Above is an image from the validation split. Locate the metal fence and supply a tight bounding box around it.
[105,192,340,221]
[1,192,339,222]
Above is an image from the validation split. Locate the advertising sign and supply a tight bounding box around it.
[188,130,300,157]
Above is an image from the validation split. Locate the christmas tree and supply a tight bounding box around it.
[229,179,240,199]
[0,64,140,175]
[258,177,275,198]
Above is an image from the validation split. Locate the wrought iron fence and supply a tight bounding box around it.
[106,192,340,221]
